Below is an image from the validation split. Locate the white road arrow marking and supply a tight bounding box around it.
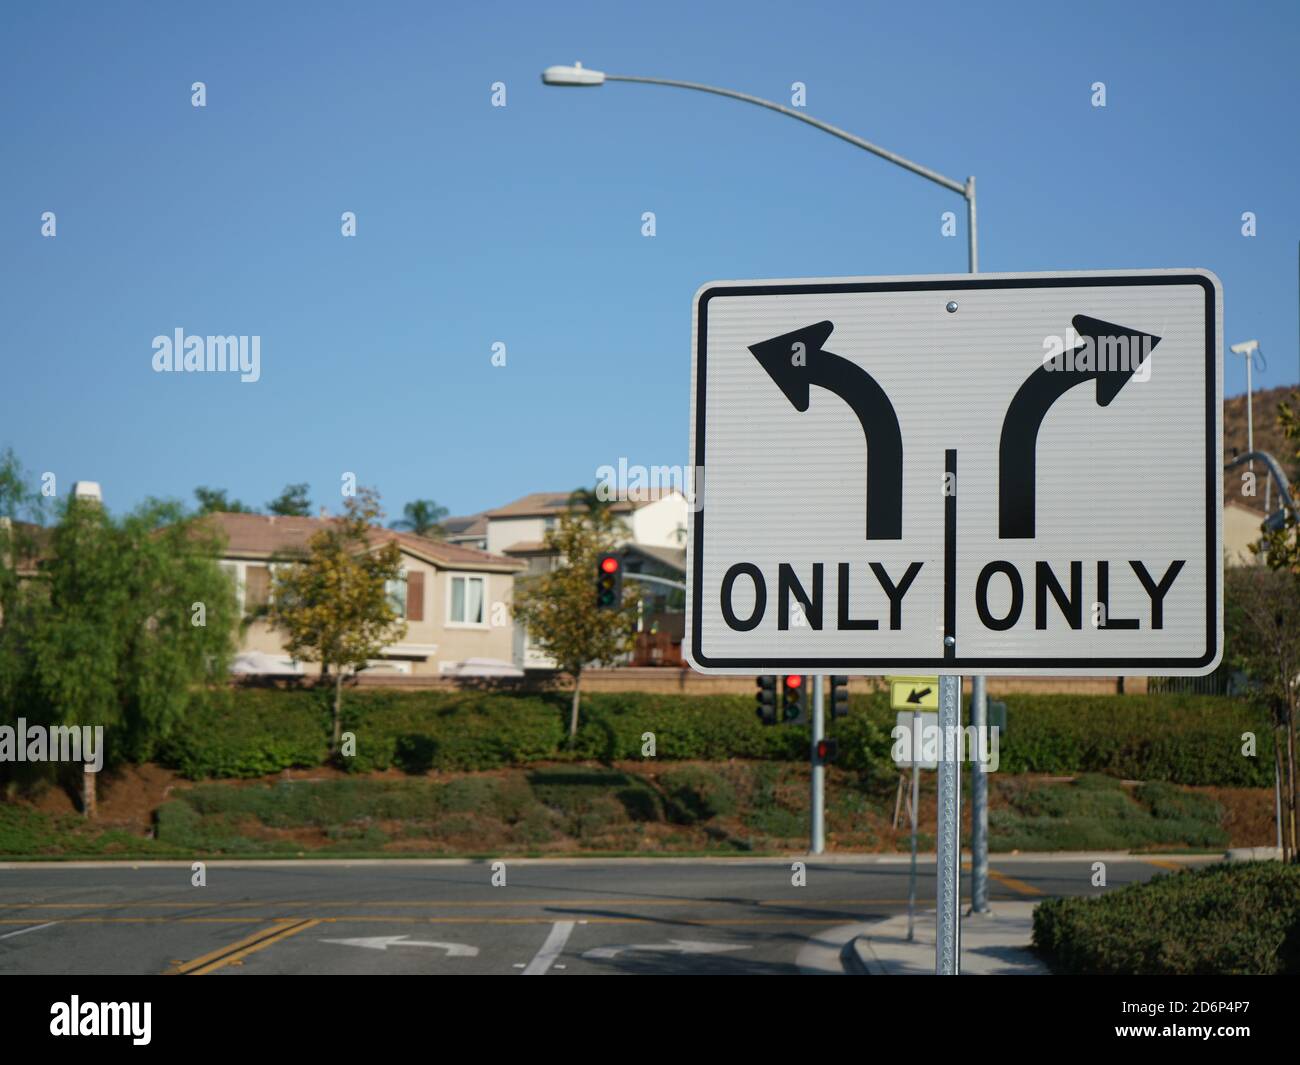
[320,936,478,956]
[582,939,751,960]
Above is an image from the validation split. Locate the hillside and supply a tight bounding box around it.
[1224,384,1299,510]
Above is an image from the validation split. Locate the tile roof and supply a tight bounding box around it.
[484,488,681,519]
[201,512,523,571]
[441,513,488,537]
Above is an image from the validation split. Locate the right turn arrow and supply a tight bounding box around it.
[998,315,1161,539]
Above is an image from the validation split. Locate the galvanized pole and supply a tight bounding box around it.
[965,176,978,274]
[811,674,825,855]
[935,673,962,975]
[907,710,920,942]
[970,676,990,914]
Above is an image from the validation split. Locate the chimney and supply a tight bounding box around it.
[72,481,103,504]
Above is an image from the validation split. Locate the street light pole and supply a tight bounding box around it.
[543,61,985,967]
[542,65,979,274]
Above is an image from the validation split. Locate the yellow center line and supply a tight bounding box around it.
[1144,859,1185,872]
[177,919,322,976]
[167,920,306,974]
[7,914,886,928]
[2,896,905,910]
[986,869,1044,896]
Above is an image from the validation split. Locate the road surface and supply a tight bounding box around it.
[0,854,1210,975]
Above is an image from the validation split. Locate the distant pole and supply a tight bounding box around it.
[811,674,825,855]
[970,676,990,914]
[907,710,920,942]
[1247,350,1254,466]
[935,673,962,975]
[1276,737,1284,852]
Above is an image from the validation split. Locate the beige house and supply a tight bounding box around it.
[1224,500,1267,567]
[475,489,689,668]
[205,512,524,677]
[483,489,688,560]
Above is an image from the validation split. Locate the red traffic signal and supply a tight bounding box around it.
[595,553,623,609]
[782,674,806,724]
[816,738,838,764]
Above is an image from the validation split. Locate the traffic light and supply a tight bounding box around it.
[755,676,777,726]
[830,675,850,719]
[595,553,622,609]
[816,738,839,765]
[782,674,805,724]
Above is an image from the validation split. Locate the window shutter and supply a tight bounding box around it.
[406,570,424,621]
[244,565,271,608]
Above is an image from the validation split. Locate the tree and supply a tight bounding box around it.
[10,495,237,816]
[1225,566,1300,861]
[568,484,619,521]
[269,489,406,754]
[267,483,312,516]
[194,486,255,514]
[389,499,449,539]
[511,507,637,742]
[0,448,49,733]
[1247,390,1300,861]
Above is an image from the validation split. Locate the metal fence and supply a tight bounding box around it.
[1147,670,1251,697]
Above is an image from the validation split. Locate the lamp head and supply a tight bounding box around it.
[541,62,606,86]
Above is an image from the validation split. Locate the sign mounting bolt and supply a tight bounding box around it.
[946,301,959,314]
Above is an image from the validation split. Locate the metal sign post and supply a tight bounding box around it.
[935,673,962,975]
[811,674,825,855]
[907,709,920,942]
[970,675,990,915]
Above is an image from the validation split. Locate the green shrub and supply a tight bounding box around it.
[990,775,1228,852]
[154,687,1273,787]
[659,766,737,824]
[1033,861,1300,975]
[527,767,657,837]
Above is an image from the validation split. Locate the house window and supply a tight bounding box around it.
[449,574,486,625]
[244,565,271,611]
[219,563,241,613]
[386,570,408,617]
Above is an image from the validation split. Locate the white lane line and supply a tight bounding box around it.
[0,921,58,941]
[522,920,575,975]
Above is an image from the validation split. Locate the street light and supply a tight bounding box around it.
[540,63,979,273]
[1230,339,1266,506]
[542,61,989,952]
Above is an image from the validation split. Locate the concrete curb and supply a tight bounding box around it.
[842,935,883,976]
[0,850,1227,871]
[1224,846,1283,862]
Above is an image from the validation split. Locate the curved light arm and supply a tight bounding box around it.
[605,74,971,199]
[1226,450,1298,519]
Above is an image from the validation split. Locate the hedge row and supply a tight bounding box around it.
[153,687,1276,786]
[1033,861,1300,975]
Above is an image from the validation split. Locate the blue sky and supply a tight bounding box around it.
[2,0,1297,520]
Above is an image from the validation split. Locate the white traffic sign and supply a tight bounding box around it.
[685,270,1222,676]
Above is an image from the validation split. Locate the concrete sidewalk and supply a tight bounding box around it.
[846,902,1049,975]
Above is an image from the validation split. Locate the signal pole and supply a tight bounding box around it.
[970,675,990,914]
[811,675,825,855]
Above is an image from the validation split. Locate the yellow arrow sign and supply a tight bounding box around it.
[888,676,939,711]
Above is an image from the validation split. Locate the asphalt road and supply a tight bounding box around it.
[0,854,1213,975]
